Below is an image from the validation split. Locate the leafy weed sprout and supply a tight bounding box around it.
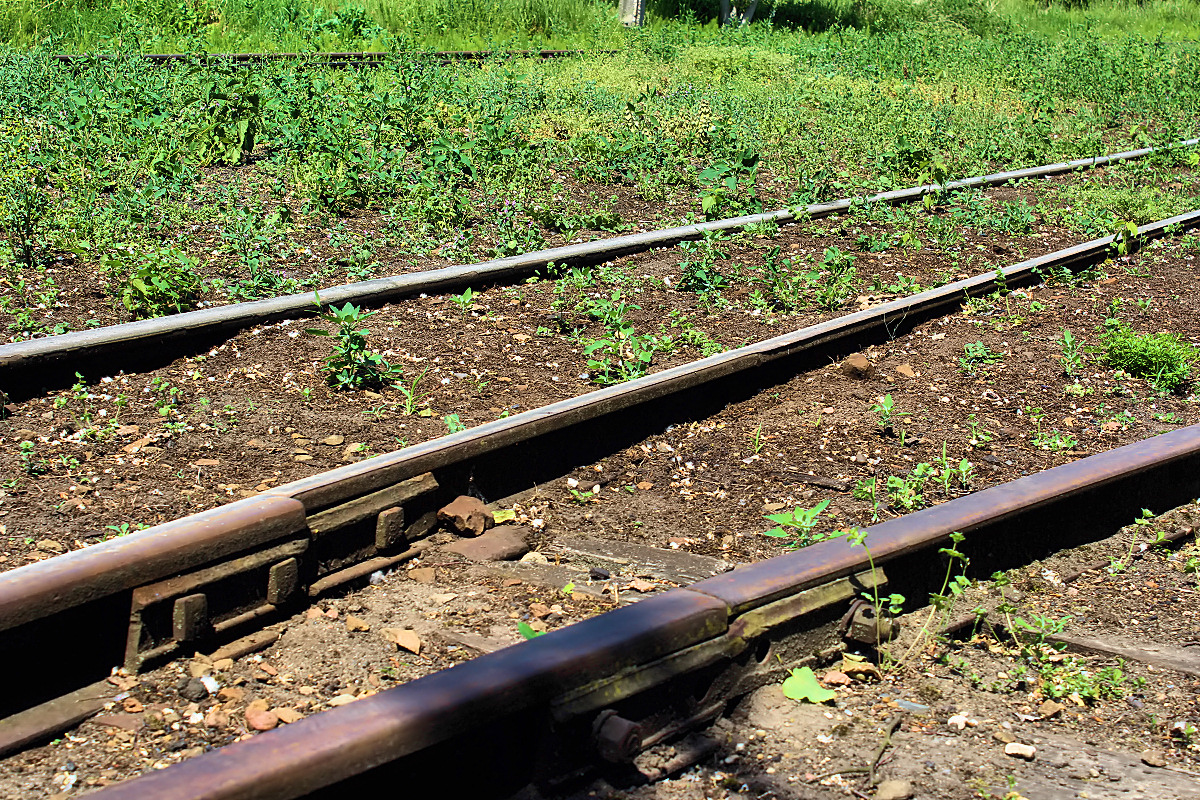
[761,499,833,549]
[307,296,402,391]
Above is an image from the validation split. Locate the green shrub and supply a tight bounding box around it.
[1102,322,1198,392]
[110,246,203,318]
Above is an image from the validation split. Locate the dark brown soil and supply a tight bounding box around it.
[8,171,1192,566]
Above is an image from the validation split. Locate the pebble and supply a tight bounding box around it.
[520,551,549,565]
[276,708,304,724]
[895,700,930,714]
[1004,742,1036,760]
[947,714,968,730]
[437,496,494,537]
[444,528,529,561]
[408,567,436,584]
[321,435,344,446]
[822,670,853,687]
[875,779,914,800]
[245,708,279,731]
[179,678,209,701]
[842,353,874,379]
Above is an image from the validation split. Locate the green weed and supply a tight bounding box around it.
[307,298,402,391]
[1101,321,1197,393]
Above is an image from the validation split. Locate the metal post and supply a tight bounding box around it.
[619,0,645,27]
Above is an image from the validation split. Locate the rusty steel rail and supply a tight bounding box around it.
[3,138,1198,397]
[0,206,1198,758]
[85,426,1200,800]
[49,49,603,68]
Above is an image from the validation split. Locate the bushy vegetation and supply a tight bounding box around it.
[1102,321,1198,392]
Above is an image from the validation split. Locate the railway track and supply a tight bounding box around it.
[49,50,602,69]
[9,428,1200,799]
[1,195,1199,796]
[2,139,1197,397]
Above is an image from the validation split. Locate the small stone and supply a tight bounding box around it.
[430,593,458,604]
[14,429,37,441]
[993,729,1016,744]
[35,539,65,554]
[217,686,244,702]
[655,441,674,453]
[294,455,313,462]
[1038,699,1066,718]
[1141,750,1167,767]
[588,566,611,580]
[947,714,968,731]
[115,425,140,436]
[529,602,552,619]
[636,481,654,490]
[245,708,279,731]
[761,502,786,513]
[189,660,212,678]
[92,714,144,732]
[520,552,549,565]
[382,628,422,654]
[842,353,874,379]
[628,579,656,593]
[437,496,494,537]
[895,699,930,714]
[408,567,436,584]
[1005,743,1036,760]
[179,678,208,701]
[444,527,529,561]
[874,779,914,800]
[822,671,853,687]
[328,694,358,707]
[275,708,304,724]
[321,435,344,446]
[345,615,370,632]
[193,458,220,467]
[895,363,917,378]
[213,658,234,672]
[246,439,267,448]
[204,709,228,728]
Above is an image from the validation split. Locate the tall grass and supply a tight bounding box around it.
[1,0,1198,52]
[0,0,622,52]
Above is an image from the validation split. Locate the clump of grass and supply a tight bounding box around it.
[1102,321,1198,392]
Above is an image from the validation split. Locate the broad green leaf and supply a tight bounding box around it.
[517,621,544,640]
[781,666,836,704]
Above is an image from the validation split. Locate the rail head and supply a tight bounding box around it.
[0,496,307,632]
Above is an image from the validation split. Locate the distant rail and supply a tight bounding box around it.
[5,138,1199,398]
[49,50,606,68]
